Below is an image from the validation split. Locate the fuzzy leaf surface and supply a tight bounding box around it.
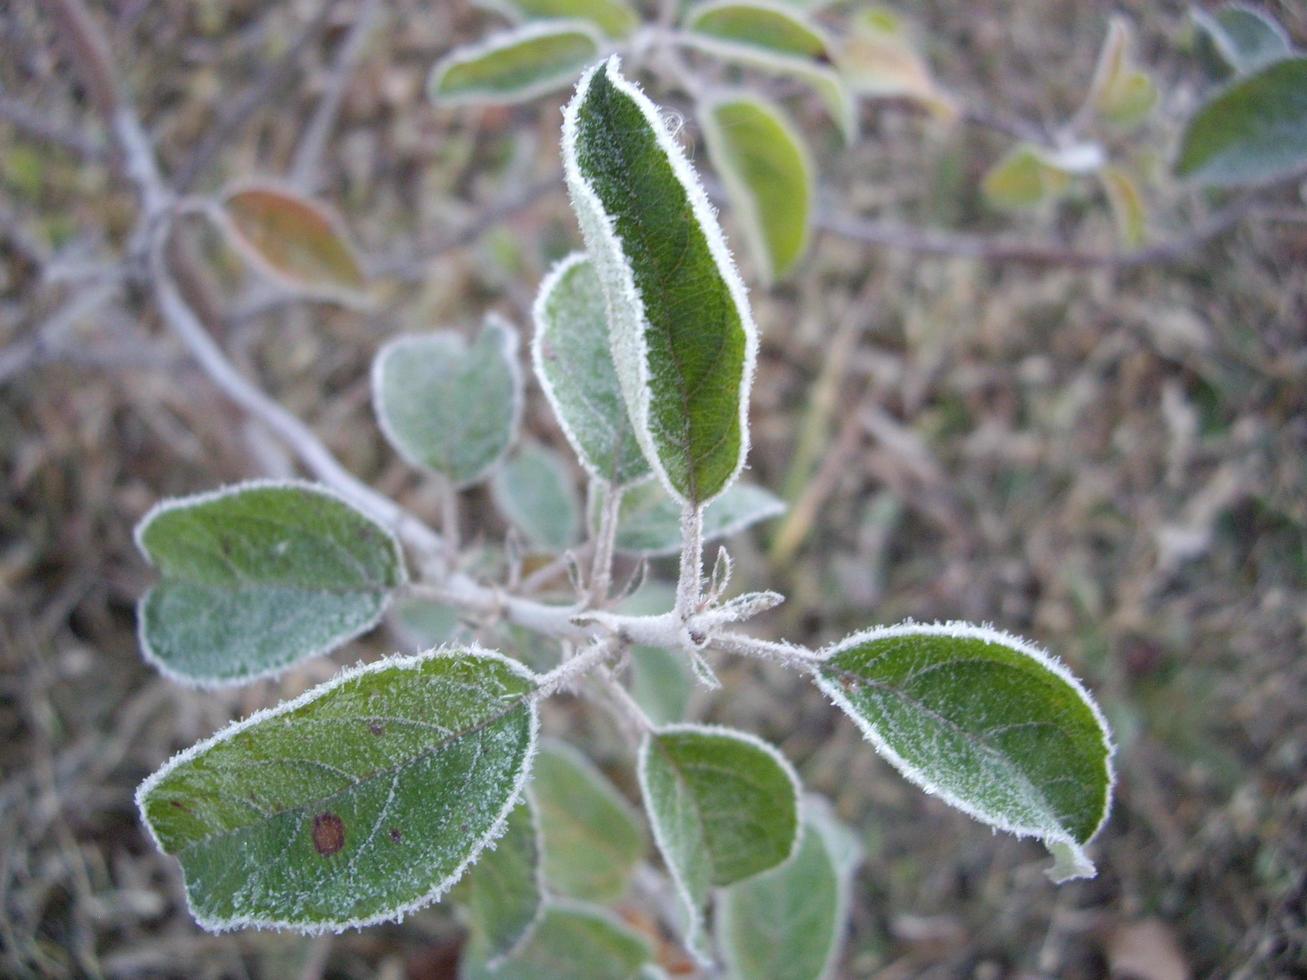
[135,482,404,686]
[476,0,638,39]
[429,22,603,104]
[563,58,757,506]
[454,798,543,962]
[461,902,652,980]
[222,186,367,302]
[532,253,650,487]
[372,317,522,488]
[701,95,813,283]
[491,442,582,550]
[593,479,785,556]
[137,649,538,931]
[1194,6,1291,80]
[639,725,800,959]
[815,623,1113,881]
[1175,56,1307,186]
[533,741,645,903]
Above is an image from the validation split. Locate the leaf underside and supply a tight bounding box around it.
[430,23,602,104]
[454,798,543,961]
[491,442,582,551]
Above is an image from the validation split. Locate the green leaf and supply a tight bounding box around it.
[620,583,695,726]
[1194,5,1291,80]
[454,798,544,963]
[1175,56,1307,186]
[638,724,800,961]
[532,253,651,488]
[136,648,539,931]
[686,0,829,59]
[475,0,639,39]
[533,740,646,903]
[222,184,368,305]
[981,143,1102,210]
[593,479,786,557]
[700,95,813,284]
[715,806,861,980]
[1099,165,1147,248]
[491,442,582,550]
[389,595,467,650]
[1085,16,1157,129]
[461,901,652,980]
[372,315,523,488]
[135,481,405,687]
[814,622,1114,882]
[429,22,605,105]
[835,7,957,121]
[563,58,759,506]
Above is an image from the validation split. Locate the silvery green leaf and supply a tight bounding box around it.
[135,481,405,687]
[814,622,1114,882]
[372,315,523,488]
[389,595,467,651]
[454,798,544,963]
[593,479,785,557]
[700,94,814,284]
[474,0,639,39]
[638,724,800,962]
[562,57,759,506]
[136,648,539,931]
[715,806,861,980]
[620,583,695,726]
[1175,56,1307,187]
[461,901,652,980]
[491,442,582,551]
[532,253,651,488]
[429,21,605,105]
[533,740,646,903]
[1193,5,1291,80]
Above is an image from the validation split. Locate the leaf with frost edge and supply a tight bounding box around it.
[134,479,407,689]
[428,20,608,106]
[371,314,524,489]
[561,56,760,507]
[1192,5,1291,78]
[462,897,654,978]
[636,722,802,964]
[491,442,582,550]
[812,621,1115,882]
[686,0,832,60]
[134,646,540,934]
[472,0,639,40]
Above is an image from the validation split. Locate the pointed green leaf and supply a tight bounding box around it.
[701,95,813,284]
[491,442,582,550]
[533,740,646,903]
[814,622,1114,882]
[638,724,800,961]
[222,184,368,305]
[621,583,694,726]
[1086,16,1156,129]
[475,0,639,39]
[372,316,523,488]
[1175,56,1307,186]
[716,807,861,980]
[135,481,405,687]
[136,648,539,931]
[1194,5,1291,80]
[563,58,759,506]
[429,22,605,105]
[592,479,785,557]
[1099,165,1147,248]
[454,798,544,963]
[461,901,652,980]
[686,0,829,59]
[532,253,651,488]
[981,143,1102,210]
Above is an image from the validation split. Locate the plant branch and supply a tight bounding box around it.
[587,481,623,607]
[676,501,704,623]
[0,92,107,161]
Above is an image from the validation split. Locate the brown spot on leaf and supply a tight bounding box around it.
[169,799,194,814]
[369,721,384,736]
[389,827,402,843]
[312,812,346,856]
[839,675,860,693]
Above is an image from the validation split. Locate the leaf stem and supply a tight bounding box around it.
[535,637,621,699]
[676,501,704,623]
[587,481,623,607]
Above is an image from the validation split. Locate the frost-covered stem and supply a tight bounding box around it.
[709,632,823,670]
[676,502,704,621]
[535,638,621,699]
[595,664,653,732]
[587,481,623,606]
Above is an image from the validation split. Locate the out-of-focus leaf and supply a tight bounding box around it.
[1194,5,1292,80]
[1085,16,1157,129]
[591,479,786,557]
[1099,165,1147,248]
[388,596,467,651]
[982,142,1103,210]
[619,583,694,726]
[429,22,605,105]
[700,94,813,284]
[454,799,543,963]
[491,442,582,551]
[686,0,829,59]
[836,7,957,121]
[475,0,639,39]
[461,901,652,980]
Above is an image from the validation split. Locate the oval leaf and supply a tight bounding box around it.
[1175,56,1307,187]
[1193,5,1291,80]
[533,740,646,903]
[638,724,800,961]
[491,442,582,550]
[715,807,860,980]
[1086,16,1157,129]
[372,315,523,488]
[686,0,829,59]
[454,798,544,963]
[592,479,785,557]
[835,7,956,121]
[814,622,1114,881]
[532,252,651,488]
[475,0,639,39]
[429,21,605,105]
[135,481,405,687]
[563,58,759,507]
[461,901,652,980]
[701,95,813,284]
[136,648,539,931]
[222,185,367,304]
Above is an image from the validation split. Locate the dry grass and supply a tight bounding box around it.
[2,1,1305,977]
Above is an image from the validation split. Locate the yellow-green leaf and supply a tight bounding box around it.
[1086,16,1157,130]
[476,0,639,39]
[1099,165,1146,248]
[429,22,605,105]
[836,7,957,122]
